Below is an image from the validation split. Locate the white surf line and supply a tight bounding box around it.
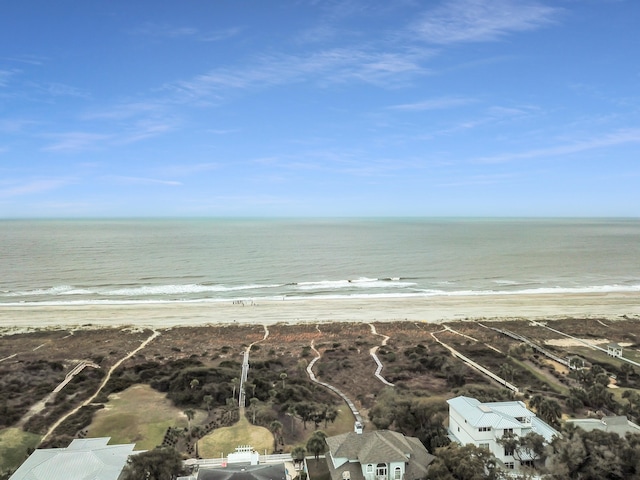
[41,329,161,444]
[597,319,610,328]
[306,337,363,425]
[33,343,46,351]
[368,324,394,387]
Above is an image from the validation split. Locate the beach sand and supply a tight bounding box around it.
[0,292,638,332]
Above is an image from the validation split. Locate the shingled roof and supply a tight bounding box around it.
[325,430,434,480]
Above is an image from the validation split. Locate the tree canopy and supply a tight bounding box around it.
[120,447,186,480]
[426,443,503,480]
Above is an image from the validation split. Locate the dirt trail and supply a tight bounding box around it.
[40,329,160,444]
[306,326,362,424]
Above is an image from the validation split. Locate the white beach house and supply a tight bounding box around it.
[447,396,558,472]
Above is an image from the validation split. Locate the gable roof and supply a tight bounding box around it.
[9,438,137,480]
[448,396,523,430]
[447,396,559,442]
[325,430,434,480]
[196,463,286,480]
[327,431,409,463]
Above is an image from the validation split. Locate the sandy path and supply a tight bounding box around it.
[0,292,638,332]
[40,329,160,443]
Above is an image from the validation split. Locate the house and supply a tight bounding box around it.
[607,343,623,358]
[196,463,286,480]
[447,396,558,472]
[325,424,434,480]
[9,437,138,480]
[567,415,640,436]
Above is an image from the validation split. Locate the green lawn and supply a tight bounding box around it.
[88,384,203,450]
[511,358,569,395]
[198,415,273,458]
[0,428,41,473]
[322,405,356,437]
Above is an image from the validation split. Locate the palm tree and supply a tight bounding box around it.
[291,446,306,463]
[184,408,195,431]
[190,378,200,390]
[499,363,515,382]
[203,395,214,414]
[231,378,239,400]
[249,397,260,424]
[280,372,288,389]
[270,420,283,451]
[324,406,338,428]
[306,432,326,461]
[538,399,562,427]
[529,394,544,412]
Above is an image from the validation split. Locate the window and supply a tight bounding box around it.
[478,427,491,432]
[503,428,513,436]
[479,443,490,450]
[394,467,402,480]
[504,446,515,456]
[367,465,373,473]
[376,463,387,479]
[504,462,515,470]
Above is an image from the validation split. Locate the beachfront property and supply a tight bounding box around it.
[607,342,623,358]
[447,396,558,472]
[324,423,434,480]
[8,437,138,480]
[566,415,640,436]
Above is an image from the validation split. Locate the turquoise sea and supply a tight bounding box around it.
[1,218,639,305]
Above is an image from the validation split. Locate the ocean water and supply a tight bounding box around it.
[1,218,639,305]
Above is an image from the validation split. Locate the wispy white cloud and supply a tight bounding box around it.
[29,81,89,98]
[0,118,38,133]
[82,102,165,121]
[116,121,176,145]
[167,46,431,102]
[206,128,240,135]
[0,54,47,66]
[390,96,476,111]
[0,69,20,87]
[131,23,242,42]
[41,120,177,152]
[104,175,182,187]
[413,0,560,45]
[254,150,422,178]
[0,178,72,198]
[160,163,220,177]
[437,172,517,187]
[409,104,540,140]
[42,132,112,152]
[475,128,640,164]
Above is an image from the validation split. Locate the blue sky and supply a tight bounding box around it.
[1,0,638,217]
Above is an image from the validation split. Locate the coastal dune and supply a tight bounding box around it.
[1,292,638,332]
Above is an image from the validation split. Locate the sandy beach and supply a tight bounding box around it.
[0,292,638,332]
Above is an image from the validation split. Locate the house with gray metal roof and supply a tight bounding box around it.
[566,415,640,436]
[447,396,558,473]
[9,437,138,480]
[325,425,434,480]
